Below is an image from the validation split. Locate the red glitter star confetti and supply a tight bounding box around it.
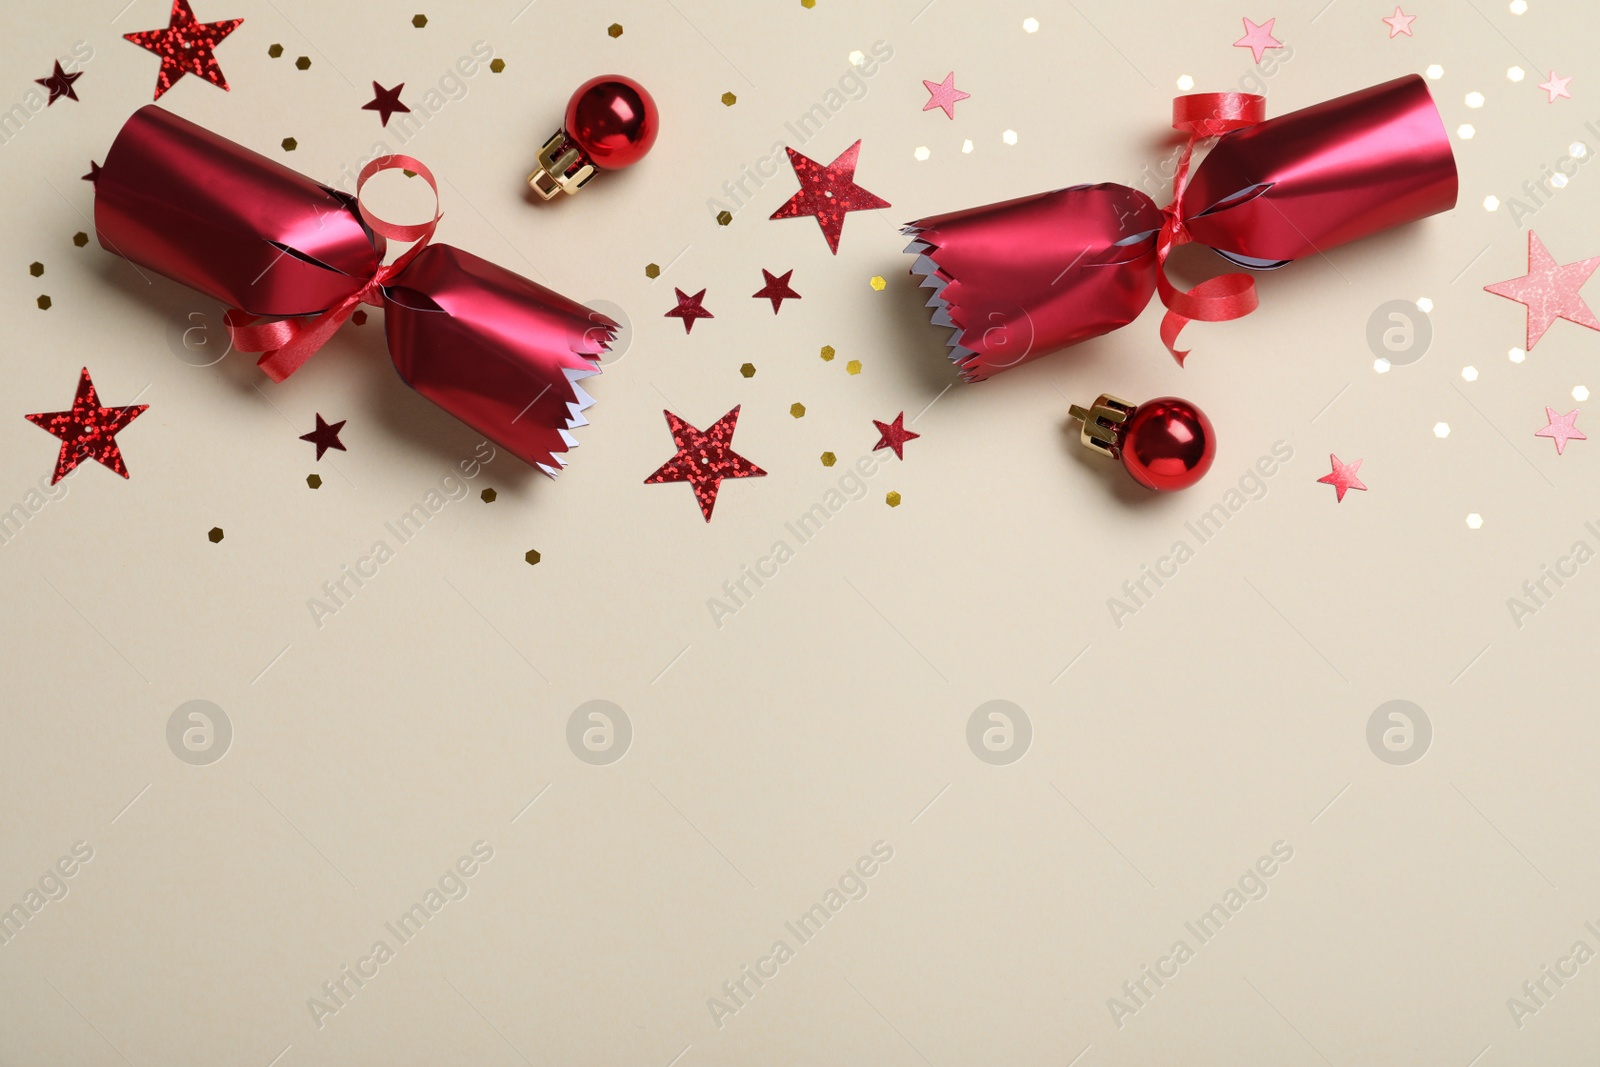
[124,0,244,101]
[644,406,766,522]
[1317,454,1367,502]
[25,368,147,484]
[299,413,347,460]
[1483,232,1600,349]
[1535,407,1586,454]
[752,269,801,313]
[1233,17,1284,63]
[770,140,890,255]
[872,412,920,460]
[922,72,970,120]
[35,61,83,105]
[82,160,101,183]
[665,288,714,333]
[1539,71,1573,102]
[362,81,410,127]
[1381,7,1416,36]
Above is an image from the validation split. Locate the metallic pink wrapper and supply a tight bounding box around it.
[94,105,614,474]
[905,75,1458,380]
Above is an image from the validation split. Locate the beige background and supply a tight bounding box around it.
[3,0,1600,1063]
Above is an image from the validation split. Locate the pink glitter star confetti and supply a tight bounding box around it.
[871,412,920,460]
[664,288,714,334]
[1381,7,1416,37]
[1483,232,1600,349]
[644,406,766,522]
[921,72,970,120]
[1317,455,1367,502]
[123,0,243,101]
[1233,17,1284,64]
[1535,407,1586,454]
[752,269,801,313]
[1539,71,1573,102]
[769,140,890,255]
[25,368,148,483]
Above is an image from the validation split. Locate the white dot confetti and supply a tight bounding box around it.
[1466,513,1484,529]
[1427,64,1444,80]
[1574,385,1589,401]
[1457,124,1476,140]
[1002,129,1018,145]
[1374,357,1392,374]
[961,138,973,154]
[1483,195,1501,211]
[1022,17,1040,33]
[1509,347,1526,363]
[1466,92,1485,108]
[1509,0,1527,13]
[1552,172,1569,188]
[1462,366,1479,381]
[1434,422,1451,438]
[1571,142,1588,158]
[913,145,930,161]
[1508,66,1526,82]
[848,50,865,66]
[1416,297,1434,313]
[1177,74,1195,91]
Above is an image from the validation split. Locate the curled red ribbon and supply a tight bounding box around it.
[225,155,443,382]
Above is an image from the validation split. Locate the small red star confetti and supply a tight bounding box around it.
[362,81,411,126]
[871,412,920,460]
[36,61,83,105]
[752,269,801,313]
[644,406,766,521]
[1539,71,1573,102]
[82,161,101,184]
[1535,407,1586,454]
[1317,454,1367,502]
[1381,7,1415,36]
[1233,17,1283,64]
[665,288,714,333]
[922,72,970,120]
[299,413,347,460]
[770,140,890,255]
[124,0,244,101]
[1484,232,1600,349]
[25,368,147,484]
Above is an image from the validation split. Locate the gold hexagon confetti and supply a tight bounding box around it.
[208,526,225,542]
[306,474,322,489]
[295,56,311,70]
[885,491,901,507]
[790,402,806,418]
[489,58,505,73]
[37,295,51,310]
[716,210,733,226]
[412,14,428,27]
[525,549,541,565]
[29,262,43,277]
[481,488,497,503]
[73,232,89,247]
[846,360,862,375]
[645,262,661,278]
[820,451,836,466]
[281,137,298,151]
[740,363,756,378]
[268,43,284,58]
[607,23,623,37]
[721,91,737,106]
[820,345,835,361]
[801,0,815,7]
[869,276,886,291]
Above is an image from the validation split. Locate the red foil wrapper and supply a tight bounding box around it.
[95,105,614,474]
[905,75,1458,380]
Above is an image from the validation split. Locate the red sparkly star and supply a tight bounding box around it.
[25,368,147,484]
[665,288,714,334]
[83,160,101,184]
[124,0,243,101]
[922,72,970,120]
[362,81,410,127]
[769,140,890,255]
[644,406,766,522]
[1535,407,1586,454]
[299,413,347,460]
[871,412,920,460]
[1484,232,1600,349]
[36,61,83,105]
[752,269,801,313]
[1317,454,1366,502]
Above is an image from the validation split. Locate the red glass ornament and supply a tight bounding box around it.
[1069,393,1216,491]
[529,75,658,198]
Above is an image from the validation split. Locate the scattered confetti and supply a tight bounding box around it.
[869,276,886,291]
[25,368,148,483]
[608,23,623,38]
[489,58,505,73]
[281,137,297,151]
[770,140,890,255]
[846,360,862,375]
[1462,366,1478,381]
[885,491,902,507]
[299,413,347,460]
[525,549,541,565]
[1539,71,1572,102]
[37,296,51,310]
[790,403,806,418]
[306,474,322,488]
[1483,232,1600,349]
[268,43,283,58]
[922,72,970,120]
[665,288,714,333]
[645,263,661,279]
[1508,66,1525,82]
[820,452,836,466]
[644,407,766,522]
[1002,129,1018,145]
[752,268,801,313]
[1433,422,1450,438]
[721,91,737,106]
[1535,407,1586,454]
[1317,454,1367,502]
[123,0,244,101]
[1233,17,1283,64]
[351,310,368,326]
[1022,17,1040,32]
[73,232,89,247]
[1426,64,1444,79]
[295,56,311,70]
[362,81,410,126]
[1466,512,1483,529]
[35,61,83,105]
[412,14,427,28]
[1381,7,1415,36]
[716,210,733,226]
[82,161,101,183]
[1466,91,1484,108]
[29,262,43,278]
[1575,385,1590,401]
[914,146,930,161]
[872,412,920,460]
[819,345,835,362]
[480,488,497,502]
[740,363,756,378]
[209,526,225,542]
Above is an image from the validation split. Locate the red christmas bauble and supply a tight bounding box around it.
[565,76,658,170]
[1118,396,1215,491]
